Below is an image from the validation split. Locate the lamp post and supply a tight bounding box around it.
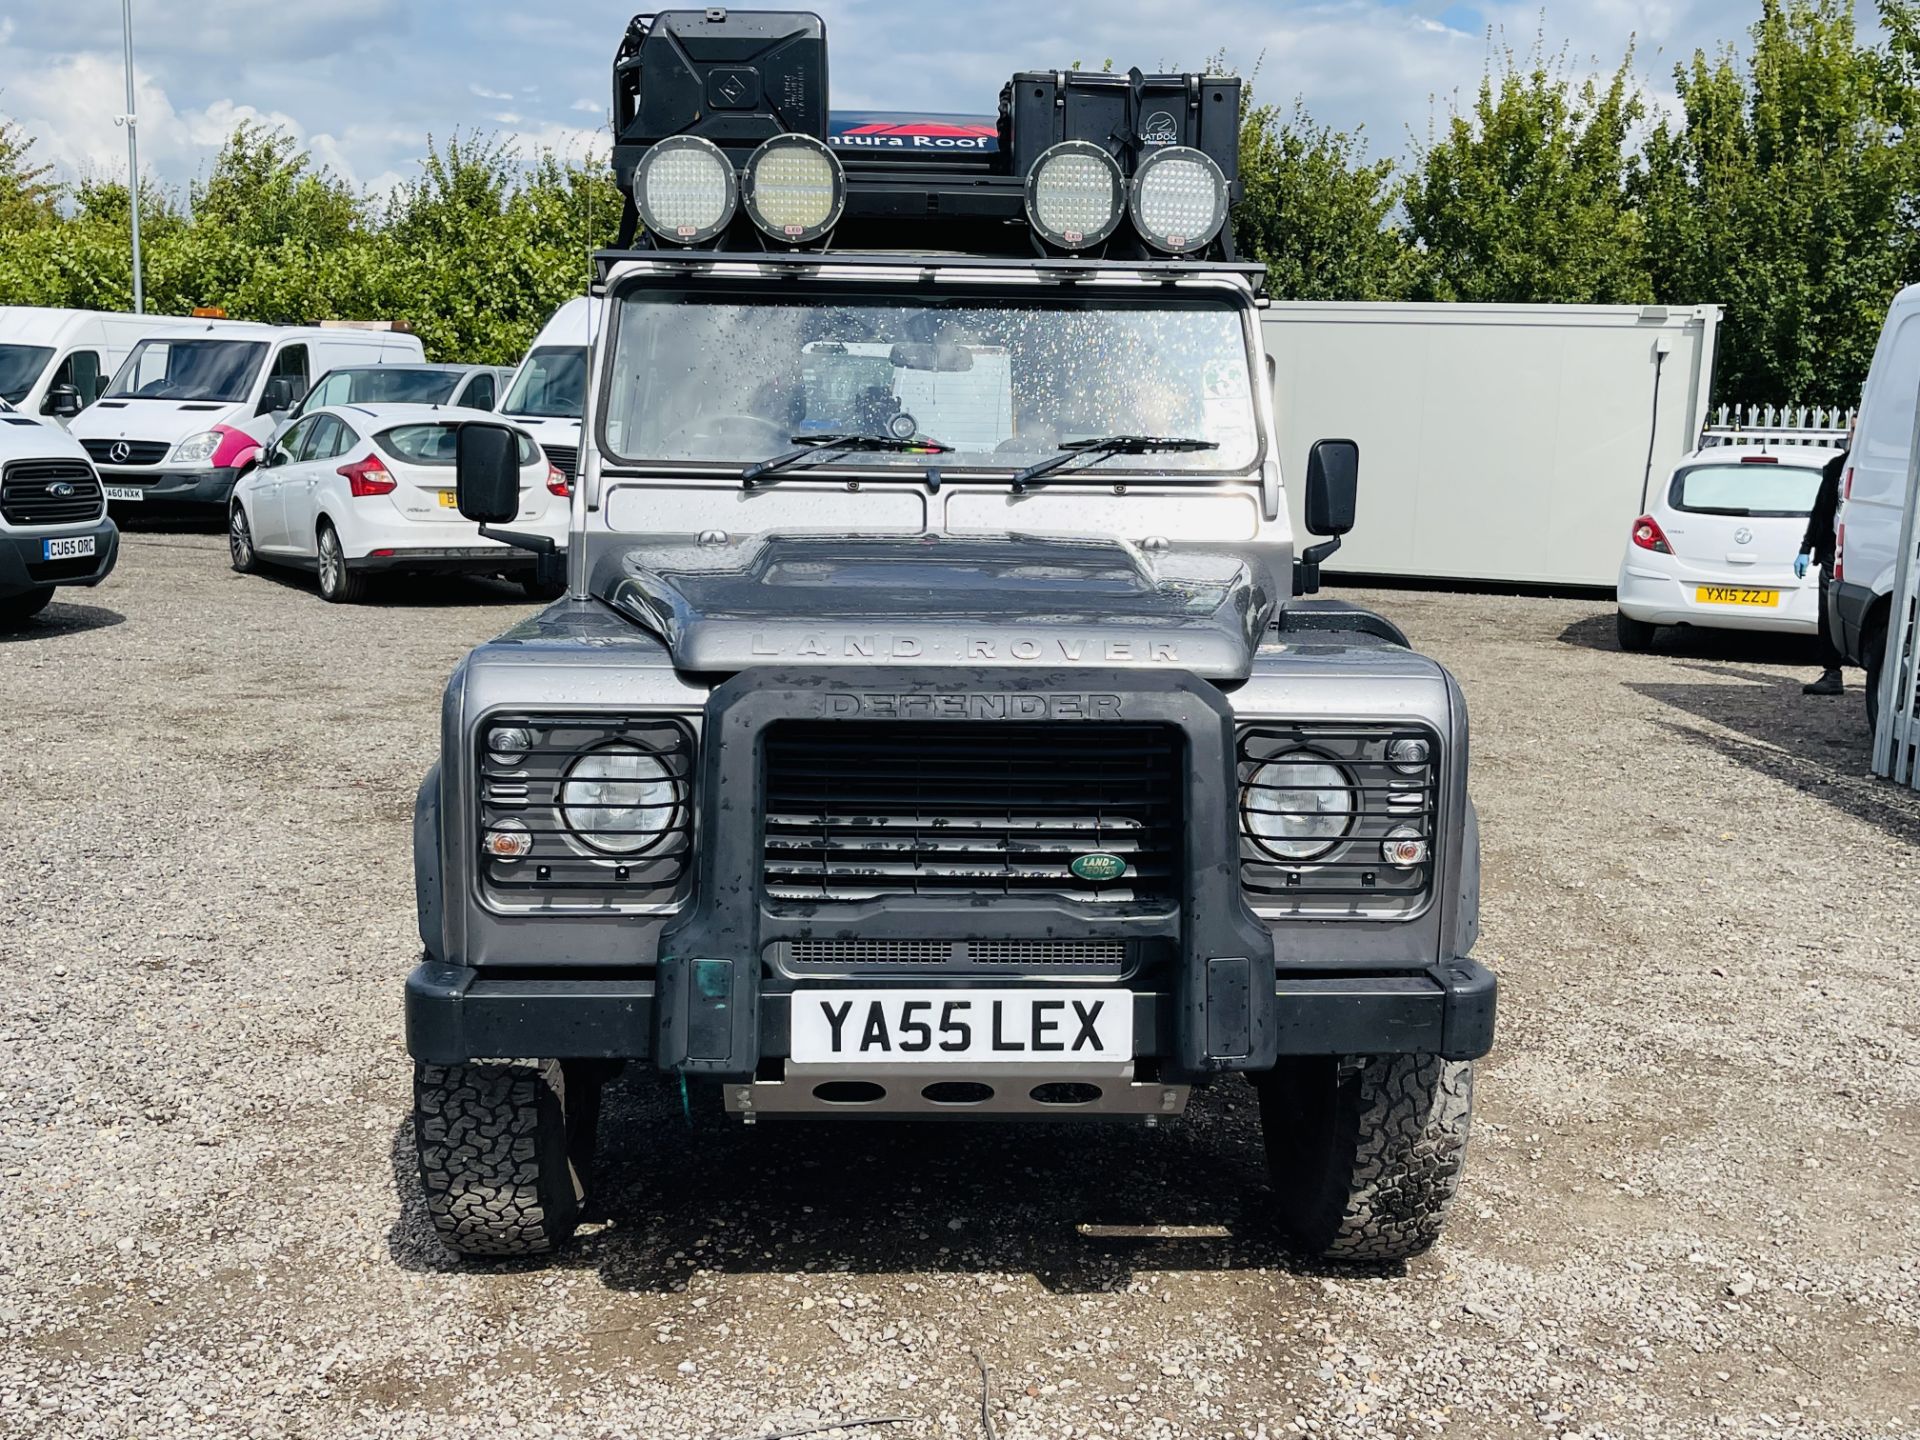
[118,0,144,314]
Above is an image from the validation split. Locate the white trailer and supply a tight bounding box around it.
[1265,302,1721,588]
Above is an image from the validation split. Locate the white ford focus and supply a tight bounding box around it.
[227,404,567,603]
[1615,442,1841,651]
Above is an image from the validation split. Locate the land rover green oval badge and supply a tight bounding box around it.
[1070,852,1128,883]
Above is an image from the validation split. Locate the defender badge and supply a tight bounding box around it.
[1070,852,1128,883]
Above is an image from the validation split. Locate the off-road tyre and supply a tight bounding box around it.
[0,587,55,628]
[1615,612,1657,652]
[1863,612,1888,741]
[315,521,369,604]
[1257,1053,1474,1263]
[413,1059,601,1258]
[228,503,259,574]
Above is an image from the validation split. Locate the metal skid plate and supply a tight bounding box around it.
[724,1063,1189,1122]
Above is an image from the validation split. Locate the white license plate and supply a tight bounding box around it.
[789,988,1132,1065]
[42,535,96,560]
[103,486,143,502]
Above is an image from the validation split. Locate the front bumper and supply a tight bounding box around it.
[101,465,241,510]
[0,519,119,598]
[405,954,1498,1067]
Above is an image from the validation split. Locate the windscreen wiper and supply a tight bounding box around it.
[741,432,953,490]
[1009,435,1218,494]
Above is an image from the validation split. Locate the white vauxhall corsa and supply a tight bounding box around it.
[1615,442,1842,651]
[226,404,568,603]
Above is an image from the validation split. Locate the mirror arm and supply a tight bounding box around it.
[1293,536,1342,596]
[478,525,557,556]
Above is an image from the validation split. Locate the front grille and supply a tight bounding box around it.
[786,938,1128,969]
[80,439,170,467]
[1237,724,1440,918]
[542,444,578,484]
[762,721,1181,904]
[2,460,104,526]
[477,714,694,910]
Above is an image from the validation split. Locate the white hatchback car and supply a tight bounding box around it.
[227,404,567,603]
[1616,441,1842,650]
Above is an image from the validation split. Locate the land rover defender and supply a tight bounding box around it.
[405,9,1495,1263]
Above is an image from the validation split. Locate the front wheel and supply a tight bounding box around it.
[0,587,55,628]
[1615,612,1657,652]
[228,503,259,574]
[413,1059,602,1259]
[1255,1053,1474,1262]
[315,521,369,604]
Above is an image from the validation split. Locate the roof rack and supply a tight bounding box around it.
[589,247,1268,291]
[1698,425,1847,449]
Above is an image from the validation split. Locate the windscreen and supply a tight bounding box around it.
[1671,462,1826,517]
[376,424,537,467]
[502,347,587,419]
[314,368,460,407]
[104,339,268,402]
[599,283,1261,472]
[0,344,54,404]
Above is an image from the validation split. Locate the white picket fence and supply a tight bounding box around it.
[1702,403,1856,448]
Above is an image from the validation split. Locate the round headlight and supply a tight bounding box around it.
[1129,145,1229,255]
[633,135,737,245]
[1025,140,1125,251]
[1243,754,1355,863]
[560,743,680,856]
[743,133,845,243]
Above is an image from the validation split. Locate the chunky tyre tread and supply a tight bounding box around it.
[414,1060,581,1258]
[1262,1053,1474,1263]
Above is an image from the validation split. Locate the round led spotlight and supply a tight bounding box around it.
[634,135,738,245]
[743,133,846,244]
[1129,145,1229,255]
[1025,140,1125,251]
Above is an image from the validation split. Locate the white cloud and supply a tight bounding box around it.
[571,98,602,114]
[470,84,513,101]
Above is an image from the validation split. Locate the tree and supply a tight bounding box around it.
[1235,100,1414,301]
[0,114,56,233]
[1403,43,1652,305]
[1639,0,1920,404]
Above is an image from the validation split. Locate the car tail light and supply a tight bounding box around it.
[1740,455,1780,464]
[546,463,569,498]
[338,455,396,497]
[1631,515,1672,554]
[1835,522,1845,582]
[1843,465,1855,500]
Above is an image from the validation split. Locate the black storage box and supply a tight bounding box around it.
[999,70,1242,187]
[613,9,829,155]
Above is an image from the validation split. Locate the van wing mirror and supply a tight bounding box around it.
[259,376,295,414]
[456,422,523,524]
[1304,437,1359,537]
[45,383,83,418]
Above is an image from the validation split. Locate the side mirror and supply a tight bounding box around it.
[1304,437,1359,537]
[260,376,295,414]
[456,422,522,524]
[45,383,83,418]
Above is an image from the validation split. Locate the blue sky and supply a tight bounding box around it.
[1,1,1776,198]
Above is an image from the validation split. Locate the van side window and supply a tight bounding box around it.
[462,373,496,411]
[271,344,311,402]
[56,350,105,403]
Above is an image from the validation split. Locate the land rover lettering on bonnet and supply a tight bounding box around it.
[404,7,1495,1267]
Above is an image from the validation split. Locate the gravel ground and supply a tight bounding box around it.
[3,532,1918,1440]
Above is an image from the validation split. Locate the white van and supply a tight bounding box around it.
[68,321,424,512]
[0,396,118,625]
[499,297,593,492]
[0,307,204,426]
[1832,282,1920,727]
